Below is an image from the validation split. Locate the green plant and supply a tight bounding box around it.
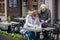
[22,13,27,17]
[0,31,22,40]
[7,16,11,21]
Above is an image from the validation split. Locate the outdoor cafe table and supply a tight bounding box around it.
[14,17,25,20]
[21,27,55,39]
[14,17,25,27]
[0,21,19,25]
[22,27,55,32]
[0,21,19,32]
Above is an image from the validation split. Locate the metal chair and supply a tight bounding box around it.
[22,33,28,40]
[20,30,28,40]
[52,24,60,40]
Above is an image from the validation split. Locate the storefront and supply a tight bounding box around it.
[7,0,38,20]
[0,0,59,22]
[0,0,43,20]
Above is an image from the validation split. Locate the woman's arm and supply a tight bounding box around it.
[25,15,34,27]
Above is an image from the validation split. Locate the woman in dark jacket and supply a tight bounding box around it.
[38,4,51,40]
[39,4,51,27]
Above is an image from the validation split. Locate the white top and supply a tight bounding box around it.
[24,15,41,28]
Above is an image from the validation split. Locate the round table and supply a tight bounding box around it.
[14,17,25,20]
[21,27,55,40]
[0,21,19,32]
[14,17,25,27]
[22,27,55,32]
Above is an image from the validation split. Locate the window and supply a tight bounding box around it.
[9,0,18,8]
[0,3,4,13]
[22,0,27,17]
[40,0,45,4]
[33,5,38,10]
[0,0,4,13]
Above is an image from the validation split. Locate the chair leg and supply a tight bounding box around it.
[22,34,28,40]
[56,34,59,40]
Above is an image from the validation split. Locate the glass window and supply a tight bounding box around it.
[0,3,4,13]
[9,0,13,7]
[33,5,38,10]
[40,0,45,4]
[0,0,4,13]
[13,0,17,7]
[22,0,27,17]
[9,0,17,8]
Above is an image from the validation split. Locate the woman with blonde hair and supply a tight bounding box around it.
[38,4,51,40]
[40,4,47,13]
[23,10,41,40]
[39,4,51,27]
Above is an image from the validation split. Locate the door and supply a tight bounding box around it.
[7,0,22,20]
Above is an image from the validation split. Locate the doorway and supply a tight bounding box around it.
[7,0,22,20]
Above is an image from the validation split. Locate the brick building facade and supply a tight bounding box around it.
[0,0,60,24]
[0,0,42,20]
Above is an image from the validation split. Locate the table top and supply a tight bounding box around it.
[0,21,11,25]
[14,17,25,20]
[21,27,55,32]
[10,21,19,24]
[0,21,19,25]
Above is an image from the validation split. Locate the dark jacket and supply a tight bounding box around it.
[38,9,51,27]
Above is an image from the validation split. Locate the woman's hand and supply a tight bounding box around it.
[41,20,48,23]
[33,25,38,28]
[41,20,45,23]
[44,20,48,23]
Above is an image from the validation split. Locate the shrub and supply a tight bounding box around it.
[0,31,22,40]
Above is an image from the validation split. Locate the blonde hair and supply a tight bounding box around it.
[40,4,47,12]
[40,4,47,8]
[28,10,37,17]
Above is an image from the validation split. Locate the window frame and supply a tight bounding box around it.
[0,0,5,16]
[9,0,18,8]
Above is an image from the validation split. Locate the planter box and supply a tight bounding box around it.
[0,34,22,40]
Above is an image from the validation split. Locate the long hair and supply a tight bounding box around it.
[28,10,37,17]
[39,4,47,13]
